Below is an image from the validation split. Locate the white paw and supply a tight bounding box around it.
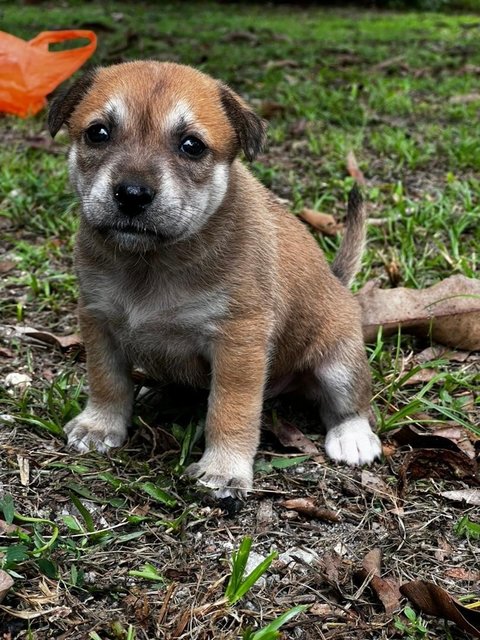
[325,417,382,466]
[64,406,127,453]
[184,448,254,499]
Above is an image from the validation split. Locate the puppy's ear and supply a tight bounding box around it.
[219,84,267,161]
[48,68,97,138]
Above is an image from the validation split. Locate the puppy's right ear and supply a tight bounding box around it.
[219,84,267,162]
[48,69,97,138]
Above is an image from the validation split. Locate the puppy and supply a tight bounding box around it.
[48,61,382,498]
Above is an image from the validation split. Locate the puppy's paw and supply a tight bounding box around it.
[325,417,382,466]
[184,449,253,499]
[64,407,127,454]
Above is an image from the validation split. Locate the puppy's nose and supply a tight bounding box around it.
[113,182,155,215]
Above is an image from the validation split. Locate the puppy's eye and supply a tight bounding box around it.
[179,136,206,158]
[85,123,110,144]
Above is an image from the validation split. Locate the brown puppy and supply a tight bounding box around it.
[48,61,381,498]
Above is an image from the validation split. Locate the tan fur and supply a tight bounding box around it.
[50,61,381,497]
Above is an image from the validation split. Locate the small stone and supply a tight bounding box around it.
[278,547,319,568]
[244,551,268,589]
[5,372,32,394]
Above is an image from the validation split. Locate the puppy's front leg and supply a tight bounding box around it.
[65,308,133,453]
[185,321,269,498]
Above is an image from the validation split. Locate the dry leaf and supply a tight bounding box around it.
[317,551,351,589]
[0,604,71,620]
[0,519,28,536]
[7,326,82,352]
[256,499,273,533]
[265,416,318,454]
[415,345,449,363]
[385,258,401,287]
[435,537,452,562]
[445,567,480,582]
[280,497,341,523]
[441,489,480,506]
[346,150,366,185]
[0,570,14,603]
[400,580,480,638]
[393,423,476,459]
[401,368,439,386]
[355,549,401,615]
[258,100,286,119]
[372,54,407,71]
[220,30,259,44]
[357,274,480,350]
[265,59,300,70]
[449,92,480,104]
[297,208,343,236]
[361,469,396,501]
[0,260,16,274]
[398,448,477,494]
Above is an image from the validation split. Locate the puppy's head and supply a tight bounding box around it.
[49,61,267,252]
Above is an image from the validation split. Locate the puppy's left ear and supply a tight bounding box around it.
[219,84,267,161]
[48,68,97,138]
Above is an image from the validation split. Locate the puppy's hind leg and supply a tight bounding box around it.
[308,342,382,466]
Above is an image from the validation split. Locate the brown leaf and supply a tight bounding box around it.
[398,448,477,495]
[434,537,452,562]
[445,567,480,582]
[361,469,396,501]
[356,549,401,615]
[256,499,274,533]
[415,345,449,363]
[265,416,318,454]
[258,100,286,119]
[265,59,300,70]
[0,520,28,536]
[280,497,341,523]
[372,54,407,72]
[317,552,351,589]
[220,30,259,44]
[401,368,439,386]
[357,275,480,350]
[449,92,480,104]
[441,489,480,506]
[385,258,401,287]
[11,326,82,352]
[0,570,13,604]
[362,548,381,576]
[0,260,16,274]
[400,580,480,637]
[393,423,476,459]
[297,208,343,236]
[346,150,366,186]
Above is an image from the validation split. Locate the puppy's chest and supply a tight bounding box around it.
[84,272,228,362]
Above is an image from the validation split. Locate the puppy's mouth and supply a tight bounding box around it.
[97,222,159,238]
[96,222,174,242]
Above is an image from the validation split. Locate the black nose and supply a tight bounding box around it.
[113,182,155,215]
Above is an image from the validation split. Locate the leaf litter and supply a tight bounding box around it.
[400,580,480,638]
[358,274,480,350]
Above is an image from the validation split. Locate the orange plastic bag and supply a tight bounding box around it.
[0,30,96,117]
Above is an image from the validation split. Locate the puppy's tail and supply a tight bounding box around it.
[331,185,367,287]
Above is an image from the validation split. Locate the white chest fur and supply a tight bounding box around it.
[80,266,228,374]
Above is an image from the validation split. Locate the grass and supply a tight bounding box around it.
[0,2,479,639]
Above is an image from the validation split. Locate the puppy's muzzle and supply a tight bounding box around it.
[113,182,156,217]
